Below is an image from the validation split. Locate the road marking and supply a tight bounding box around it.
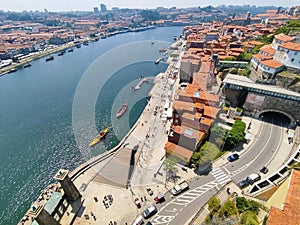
[152,215,175,224]
[165,208,178,213]
[153,181,218,224]
[212,168,231,186]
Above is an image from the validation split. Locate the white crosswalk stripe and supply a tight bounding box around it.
[212,167,231,186]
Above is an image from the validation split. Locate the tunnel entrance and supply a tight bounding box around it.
[259,111,291,128]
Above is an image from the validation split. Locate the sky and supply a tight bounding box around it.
[0,0,299,12]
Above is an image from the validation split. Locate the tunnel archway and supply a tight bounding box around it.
[258,109,293,128]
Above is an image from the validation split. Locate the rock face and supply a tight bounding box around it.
[276,70,300,93]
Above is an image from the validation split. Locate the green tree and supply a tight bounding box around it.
[163,157,178,182]
[140,10,164,21]
[191,142,221,166]
[241,211,259,225]
[208,196,221,213]
[218,200,238,218]
[224,120,246,150]
[236,197,249,213]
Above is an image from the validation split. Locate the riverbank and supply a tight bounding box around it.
[0,26,157,77]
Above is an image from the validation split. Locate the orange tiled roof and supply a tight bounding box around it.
[200,117,213,126]
[248,40,264,46]
[252,53,273,61]
[164,142,193,162]
[274,33,295,43]
[260,59,283,69]
[203,105,219,118]
[260,44,276,55]
[173,101,195,112]
[267,170,300,225]
[278,42,300,52]
[172,125,203,139]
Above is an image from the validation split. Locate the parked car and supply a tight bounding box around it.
[154,192,165,204]
[145,222,152,225]
[246,173,261,185]
[260,166,268,174]
[237,179,249,189]
[227,153,239,162]
[132,215,143,225]
[143,205,157,219]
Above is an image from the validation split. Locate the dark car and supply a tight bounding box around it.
[146,222,153,225]
[143,205,157,219]
[227,153,239,162]
[237,179,249,189]
[260,166,268,174]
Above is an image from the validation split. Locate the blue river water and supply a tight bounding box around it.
[0,26,183,224]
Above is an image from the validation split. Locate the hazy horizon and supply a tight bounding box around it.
[0,0,299,12]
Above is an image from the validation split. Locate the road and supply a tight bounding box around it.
[150,115,285,225]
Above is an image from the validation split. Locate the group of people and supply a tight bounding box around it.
[103,194,114,209]
[84,211,97,221]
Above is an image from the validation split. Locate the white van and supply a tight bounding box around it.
[246,173,261,185]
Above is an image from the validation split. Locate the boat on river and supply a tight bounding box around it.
[89,127,110,147]
[117,101,128,118]
[45,56,54,62]
[23,64,31,68]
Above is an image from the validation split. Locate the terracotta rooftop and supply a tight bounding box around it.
[248,40,264,46]
[173,100,195,112]
[260,44,276,55]
[252,53,273,61]
[274,33,295,43]
[203,105,219,119]
[278,42,300,52]
[267,170,300,225]
[164,141,193,162]
[200,117,213,126]
[260,59,283,69]
[172,125,204,140]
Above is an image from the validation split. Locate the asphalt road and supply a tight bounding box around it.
[150,115,285,225]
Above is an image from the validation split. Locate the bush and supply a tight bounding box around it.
[218,200,238,218]
[208,196,221,213]
[236,197,262,214]
[241,211,259,225]
[231,68,238,74]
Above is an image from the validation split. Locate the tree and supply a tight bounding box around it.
[140,10,164,21]
[208,196,221,213]
[236,197,249,213]
[163,157,178,182]
[191,142,221,166]
[241,211,259,225]
[218,200,238,218]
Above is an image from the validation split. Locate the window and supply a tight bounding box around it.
[295,51,298,55]
[291,58,294,62]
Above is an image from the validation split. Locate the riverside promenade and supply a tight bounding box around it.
[66,42,186,225]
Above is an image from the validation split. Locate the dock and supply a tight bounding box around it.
[134,77,155,90]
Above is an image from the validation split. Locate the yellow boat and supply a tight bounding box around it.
[89,127,110,147]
